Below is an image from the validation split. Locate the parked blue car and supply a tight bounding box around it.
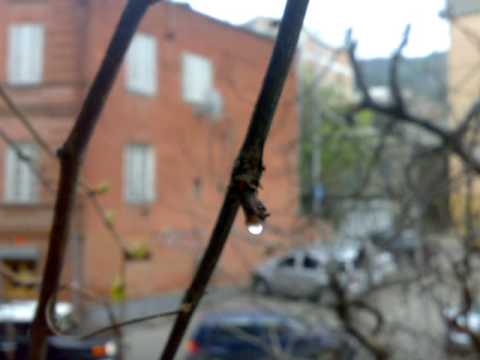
[186,308,356,360]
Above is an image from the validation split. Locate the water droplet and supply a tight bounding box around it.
[247,223,263,235]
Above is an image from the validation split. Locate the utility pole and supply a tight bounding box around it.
[312,100,323,215]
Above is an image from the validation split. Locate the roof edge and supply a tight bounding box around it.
[164,1,276,44]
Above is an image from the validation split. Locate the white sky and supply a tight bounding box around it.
[172,0,450,58]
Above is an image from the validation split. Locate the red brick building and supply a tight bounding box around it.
[0,0,299,299]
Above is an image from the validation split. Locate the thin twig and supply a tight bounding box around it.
[0,128,54,192]
[389,25,410,110]
[348,42,372,104]
[83,310,179,338]
[0,72,129,251]
[0,86,55,157]
[348,36,480,175]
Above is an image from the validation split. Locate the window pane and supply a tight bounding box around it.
[182,52,213,104]
[8,24,44,85]
[4,143,38,203]
[144,146,156,200]
[124,144,156,203]
[126,33,158,95]
[278,256,295,268]
[303,255,318,269]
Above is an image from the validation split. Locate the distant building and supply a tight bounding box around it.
[447,0,480,119]
[445,0,480,17]
[0,0,299,299]
[245,17,354,233]
[446,0,480,229]
[244,17,353,97]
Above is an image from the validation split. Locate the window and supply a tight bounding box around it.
[3,259,37,299]
[4,143,38,203]
[278,256,295,268]
[124,144,156,203]
[0,246,39,299]
[303,255,319,269]
[125,33,157,95]
[7,23,45,85]
[182,52,214,104]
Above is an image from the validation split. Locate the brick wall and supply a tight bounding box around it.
[0,1,300,299]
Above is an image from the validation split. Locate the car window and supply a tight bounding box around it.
[278,256,295,268]
[209,325,263,345]
[303,255,319,269]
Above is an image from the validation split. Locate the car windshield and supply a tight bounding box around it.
[209,314,306,344]
[211,324,262,343]
[285,318,306,332]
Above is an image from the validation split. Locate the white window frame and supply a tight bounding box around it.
[4,143,39,204]
[7,23,45,86]
[182,52,214,104]
[125,33,158,96]
[124,144,156,204]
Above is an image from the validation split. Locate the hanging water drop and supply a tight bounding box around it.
[247,222,263,235]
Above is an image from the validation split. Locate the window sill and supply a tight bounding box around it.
[126,199,155,206]
[184,98,205,106]
[5,82,44,90]
[0,202,46,209]
[126,88,158,98]
[127,202,155,216]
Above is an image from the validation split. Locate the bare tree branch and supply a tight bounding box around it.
[158,1,309,359]
[348,42,372,104]
[82,310,179,339]
[389,25,410,110]
[348,35,480,175]
[29,1,155,358]
[0,86,55,157]
[0,60,131,252]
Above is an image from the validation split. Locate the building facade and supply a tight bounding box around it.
[448,0,480,119]
[244,17,353,97]
[0,0,299,299]
[447,0,480,227]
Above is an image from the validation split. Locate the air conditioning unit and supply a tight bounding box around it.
[194,88,224,121]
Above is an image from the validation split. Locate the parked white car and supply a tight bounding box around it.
[252,249,329,300]
[252,245,396,301]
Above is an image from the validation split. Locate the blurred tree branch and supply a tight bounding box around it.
[29,1,156,358]
[158,1,309,359]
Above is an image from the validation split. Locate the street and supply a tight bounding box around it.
[113,274,455,360]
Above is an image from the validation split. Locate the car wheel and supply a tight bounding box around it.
[308,288,323,303]
[310,285,333,303]
[252,276,271,296]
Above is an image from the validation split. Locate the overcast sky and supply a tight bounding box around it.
[172,0,450,59]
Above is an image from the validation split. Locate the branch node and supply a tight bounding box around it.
[240,189,270,226]
[180,302,193,313]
